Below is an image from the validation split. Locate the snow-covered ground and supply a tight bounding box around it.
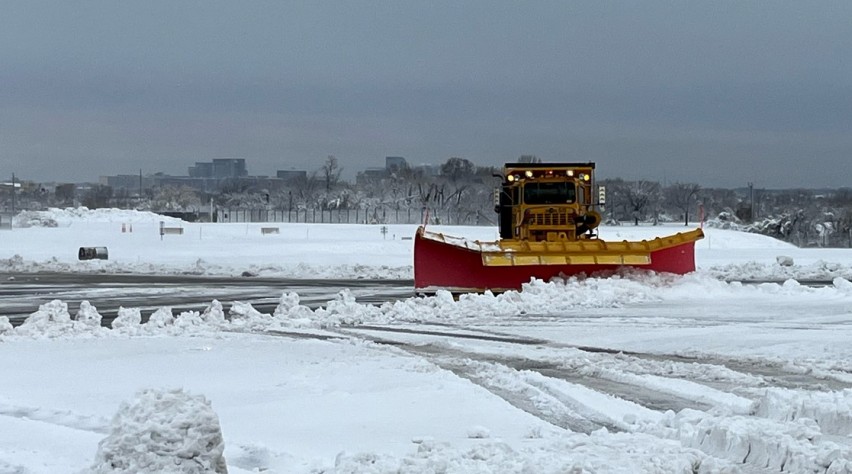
[2,208,852,473]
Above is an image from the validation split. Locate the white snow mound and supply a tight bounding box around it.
[13,207,183,227]
[91,388,227,474]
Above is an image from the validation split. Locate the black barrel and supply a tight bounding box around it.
[78,247,109,260]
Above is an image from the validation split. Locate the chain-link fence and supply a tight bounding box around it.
[215,207,496,226]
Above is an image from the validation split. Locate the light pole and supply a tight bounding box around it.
[1,174,21,229]
[10,173,16,217]
[747,181,755,222]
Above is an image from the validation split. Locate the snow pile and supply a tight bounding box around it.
[706,260,852,281]
[110,305,228,337]
[704,212,745,231]
[111,307,143,331]
[14,300,109,339]
[272,292,315,326]
[13,211,60,228]
[228,301,275,330]
[332,434,710,474]
[91,388,227,474]
[170,301,229,331]
[0,316,12,335]
[0,255,413,281]
[310,273,852,327]
[754,388,852,437]
[1,303,228,339]
[122,261,411,280]
[647,409,852,473]
[284,275,661,328]
[6,274,852,341]
[342,275,666,326]
[13,207,183,227]
[147,307,176,328]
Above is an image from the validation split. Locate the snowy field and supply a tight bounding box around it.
[2,208,852,473]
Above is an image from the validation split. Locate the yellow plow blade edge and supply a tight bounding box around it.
[480,228,703,267]
[482,252,651,267]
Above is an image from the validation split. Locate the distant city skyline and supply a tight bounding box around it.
[6,154,844,192]
[3,2,851,188]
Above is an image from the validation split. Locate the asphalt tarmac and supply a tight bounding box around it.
[0,272,414,326]
[1,272,836,327]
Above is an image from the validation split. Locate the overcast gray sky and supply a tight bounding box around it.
[2,1,851,188]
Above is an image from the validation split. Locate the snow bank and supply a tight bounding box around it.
[706,259,852,282]
[320,274,674,326]
[331,435,708,474]
[0,316,12,335]
[13,207,183,227]
[647,409,852,473]
[14,300,109,339]
[4,207,852,282]
[5,274,852,342]
[314,273,852,327]
[754,388,852,437]
[91,388,227,474]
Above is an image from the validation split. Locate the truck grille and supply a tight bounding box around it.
[527,209,572,227]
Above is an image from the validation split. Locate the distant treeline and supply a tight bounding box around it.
[3,157,851,247]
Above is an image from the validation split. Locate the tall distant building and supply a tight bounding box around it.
[276,170,308,183]
[385,156,408,173]
[188,162,213,178]
[188,159,248,179]
[355,156,415,185]
[212,159,248,178]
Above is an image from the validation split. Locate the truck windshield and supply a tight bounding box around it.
[523,182,576,204]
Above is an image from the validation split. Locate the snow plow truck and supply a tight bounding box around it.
[414,162,704,293]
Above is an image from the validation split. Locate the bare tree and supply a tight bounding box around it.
[293,172,321,208]
[418,182,445,208]
[440,157,475,183]
[81,185,114,209]
[623,181,662,226]
[664,182,701,226]
[321,155,342,192]
[152,185,201,211]
[54,183,76,206]
[218,178,251,196]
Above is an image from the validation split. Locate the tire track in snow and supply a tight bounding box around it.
[350,323,852,393]
[267,325,748,415]
[403,343,716,415]
[337,325,758,408]
[0,402,109,434]
[420,355,607,434]
[630,352,852,392]
[0,460,28,474]
[261,327,616,433]
[257,326,852,472]
[376,337,852,473]
[269,323,849,419]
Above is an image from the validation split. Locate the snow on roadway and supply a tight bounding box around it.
[1,208,852,473]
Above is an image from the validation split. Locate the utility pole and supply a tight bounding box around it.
[11,173,16,218]
[748,181,754,222]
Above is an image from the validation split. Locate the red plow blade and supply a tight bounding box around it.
[414,226,703,293]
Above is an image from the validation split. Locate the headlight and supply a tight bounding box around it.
[525,170,534,178]
[507,175,516,182]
